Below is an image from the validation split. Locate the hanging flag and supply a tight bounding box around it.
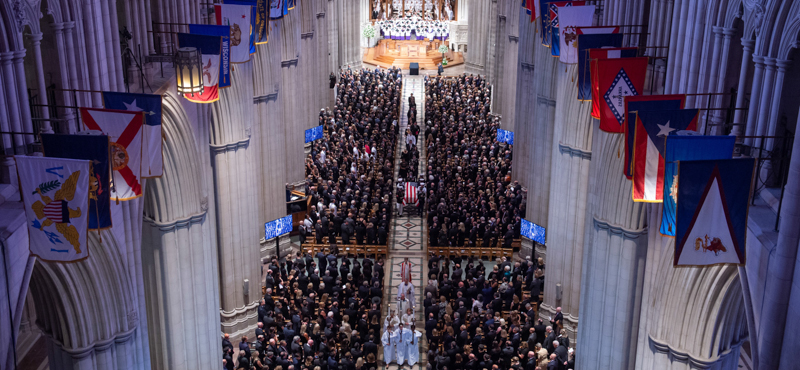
[540,0,551,46]
[631,109,698,202]
[226,0,268,45]
[623,94,686,179]
[41,134,112,230]
[597,56,648,132]
[674,158,755,266]
[576,28,621,100]
[287,0,296,10]
[270,0,285,19]
[177,33,222,103]
[589,47,638,118]
[188,25,231,88]
[16,156,91,262]
[557,5,595,63]
[79,108,145,200]
[216,4,253,63]
[102,92,163,177]
[660,135,735,237]
[548,1,586,56]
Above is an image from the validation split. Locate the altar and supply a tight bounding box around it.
[362,38,464,70]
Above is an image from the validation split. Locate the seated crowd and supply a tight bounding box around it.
[301,67,403,246]
[423,74,525,249]
[222,249,387,370]
[422,254,572,370]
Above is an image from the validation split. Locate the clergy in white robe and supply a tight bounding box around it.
[407,325,423,366]
[396,324,410,365]
[385,309,400,330]
[396,281,416,308]
[401,307,415,326]
[390,326,402,363]
[382,325,396,364]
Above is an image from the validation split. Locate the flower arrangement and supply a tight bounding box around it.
[438,45,449,65]
[363,24,377,40]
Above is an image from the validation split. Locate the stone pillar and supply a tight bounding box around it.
[753,57,776,150]
[761,107,800,369]
[710,27,735,135]
[759,59,790,185]
[12,50,34,143]
[28,33,53,134]
[62,22,83,125]
[701,27,724,133]
[732,39,753,138]
[0,52,25,151]
[51,23,77,133]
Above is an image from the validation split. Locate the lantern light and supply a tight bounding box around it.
[174,47,203,96]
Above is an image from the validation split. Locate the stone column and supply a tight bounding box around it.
[710,27,735,135]
[731,39,753,137]
[701,27,724,133]
[28,33,53,134]
[752,58,777,151]
[51,23,77,133]
[62,22,84,122]
[12,50,34,143]
[764,59,791,151]
[743,55,765,147]
[760,107,800,369]
[0,52,25,151]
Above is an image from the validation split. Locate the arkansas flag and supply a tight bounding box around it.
[576,28,622,100]
[16,156,91,262]
[216,4,252,63]
[589,48,638,118]
[597,56,648,132]
[177,33,222,103]
[623,94,686,179]
[557,5,595,63]
[80,108,145,200]
[631,109,698,202]
[674,158,755,266]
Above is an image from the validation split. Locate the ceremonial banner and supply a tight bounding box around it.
[623,94,686,179]
[177,33,222,103]
[632,109,698,202]
[287,0,296,10]
[188,25,231,88]
[660,135,735,236]
[16,156,91,262]
[576,28,622,100]
[103,92,163,177]
[305,125,324,143]
[540,0,551,46]
[216,3,252,62]
[597,56,648,132]
[265,215,293,240]
[589,47,638,118]
[548,1,586,56]
[41,134,112,230]
[675,158,755,266]
[270,0,285,19]
[79,108,145,200]
[224,0,266,47]
[557,5,595,63]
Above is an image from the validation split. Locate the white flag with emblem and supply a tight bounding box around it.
[558,5,595,64]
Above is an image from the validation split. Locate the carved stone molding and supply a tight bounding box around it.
[210,137,250,153]
[537,96,556,107]
[648,334,747,369]
[558,142,592,160]
[593,217,647,239]
[144,210,207,231]
[253,92,279,103]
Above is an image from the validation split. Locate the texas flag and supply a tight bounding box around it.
[216,3,253,63]
[79,108,145,200]
[597,56,648,133]
[557,5,595,63]
[575,27,622,100]
[589,47,638,118]
[623,94,686,179]
[102,92,163,177]
[674,158,755,266]
[631,109,698,202]
[177,33,222,103]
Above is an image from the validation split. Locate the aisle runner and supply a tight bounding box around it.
[382,75,427,370]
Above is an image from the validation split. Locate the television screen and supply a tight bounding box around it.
[496,128,514,145]
[521,218,546,245]
[305,125,324,143]
[265,215,293,240]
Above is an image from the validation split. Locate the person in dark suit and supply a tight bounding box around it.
[550,307,563,332]
[553,340,568,370]
[547,354,558,370]
[366,223,377,244]
[425,312,437,343]
[503,224,514,248]
[437,63,444,76]
[315,220,324,244]
[329,72,336,88]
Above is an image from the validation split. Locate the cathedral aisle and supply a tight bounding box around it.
[382,74,428,370]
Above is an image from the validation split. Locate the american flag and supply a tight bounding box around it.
[403,182,418,206]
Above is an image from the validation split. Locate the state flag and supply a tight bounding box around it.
[540,0,551,46]
[631,109,698,202]
[41,134,113,230]
[188,25,231,88]
[660,135,735,236]
[216,3,253,62]
[79,108,145,200]
[287,0,296,10]
[597,56,648,132]
[674,158,755,266]
[557,5,595,63]
[575,28,622,100]
[589,47,638,118]
[623,94,686,179]
[102,92,163,177]
[224,0,267,46]
[16,156,91,262]
[177,33,222,103]
[547,1,586,56]
[270,0,285,19]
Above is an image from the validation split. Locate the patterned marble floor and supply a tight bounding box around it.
[381,75,428,370]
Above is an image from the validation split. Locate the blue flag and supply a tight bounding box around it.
[674,158,754,266]
[287,0,296,10]
[41,134,112,230]
[305,125,323,143]
[576,33,623,100]
[660,136,735,236]
[540,0,550,46]
[188,24,231,88]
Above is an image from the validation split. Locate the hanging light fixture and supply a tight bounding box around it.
[174,47,203,96]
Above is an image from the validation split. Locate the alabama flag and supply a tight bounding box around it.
[80,108,145,200]
[597,56,648,133]
[631,109,698,202]
[177,33,222,103]
[557,5,595,64]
